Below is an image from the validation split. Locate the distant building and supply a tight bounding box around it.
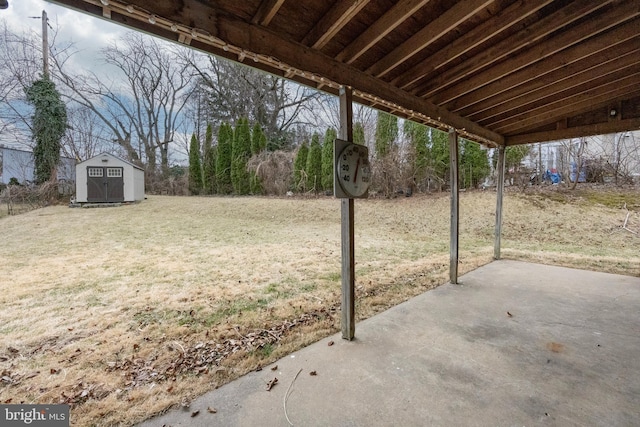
[0,145,75,185]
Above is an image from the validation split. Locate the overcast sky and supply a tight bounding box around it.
[3,0,125,70]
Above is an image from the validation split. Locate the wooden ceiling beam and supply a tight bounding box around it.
[415,0,613,99]
[495,75,640,134]
[430,1,640,105]
[251,0,285,26]
[452,31,640,117]
[393,0,552,90]
[505,117,640,145]
[366,0,494,78]
[335,0,432,64]
[483,63,640,128]
[214,12,503,144]
[301,0,370,49]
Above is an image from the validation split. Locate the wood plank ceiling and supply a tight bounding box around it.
[48,0,640,146]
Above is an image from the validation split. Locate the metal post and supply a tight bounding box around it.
[494,145,506,259]
[449,129,459,284]
[339,86,355,340]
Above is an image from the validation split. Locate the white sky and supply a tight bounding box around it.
[3,0,124,71]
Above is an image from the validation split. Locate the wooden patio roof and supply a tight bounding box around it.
[49,0,640,147]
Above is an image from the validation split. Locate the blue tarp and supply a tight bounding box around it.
[544,169,561,184]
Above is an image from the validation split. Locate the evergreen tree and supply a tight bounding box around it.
[353,122,365,145]
[203,123,216,194]
[306,133,322,192]
[374,111,398,158]
[429,128,450,190]
[249,122,267,194]
[25,77,67,184]
[232,117,252,194]
[188,133,203,194]
[460,139,490,189]
[404,120,429,186]
[293,141,309,192]
[216,122,233,194]
[321,127,337,191]
[505,145,531,171]
[251,122,267,155]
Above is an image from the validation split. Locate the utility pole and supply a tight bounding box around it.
[42,10,49,78]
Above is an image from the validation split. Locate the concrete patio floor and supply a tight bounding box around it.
[139,260,640,426]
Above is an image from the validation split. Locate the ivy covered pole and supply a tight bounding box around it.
[26,77,67,184]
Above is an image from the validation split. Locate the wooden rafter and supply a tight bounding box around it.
[301,0,370,49]
[486,63,640,128]
[366,0,494,78]
[47,0,640,146]
[430,1,639,105]
[251,0,285,26]
[415,0,613,98]
[335,0,432,64]
[453,33,640,117]
[497,76,640,134]
[473,49,640,123]
[393,0,553,89]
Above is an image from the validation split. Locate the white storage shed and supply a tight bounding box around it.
[75,153,145,203]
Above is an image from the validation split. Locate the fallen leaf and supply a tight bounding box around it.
[255,365,262,372]
[181,396,191,408]
[507,311,513,317]
[309,371,317,376]
[7,347,18,354]
[328,341,334,346]
[270,365,278,371]
[207,406,217,414]
[191,410,200,417]
[266,377,278,391]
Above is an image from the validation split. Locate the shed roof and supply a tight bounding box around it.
[48,0,640,146]
[77,152,145,171]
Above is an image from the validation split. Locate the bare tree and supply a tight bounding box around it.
[52,32,195,177]
[0,19,42,147]
[184,54,322,150]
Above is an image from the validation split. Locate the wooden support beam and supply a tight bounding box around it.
[394,0,552,90]
[483,63,640,128]
[430,0,637,105]
[494,145,506,260]
[495,77,640,134]
[449,129,459,284]
[339,86,355,341]
[336,0,431,64]
[455,34,640,118]
[251,0,285,26]
[415,0,614,99]
[367,0,493,78]
[302,0,370,49]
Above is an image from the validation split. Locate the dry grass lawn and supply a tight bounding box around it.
[0,188,638,426]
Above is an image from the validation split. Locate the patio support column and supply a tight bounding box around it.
[339,86,355,340]
[494,144,506,259]
[449,129,459,284]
